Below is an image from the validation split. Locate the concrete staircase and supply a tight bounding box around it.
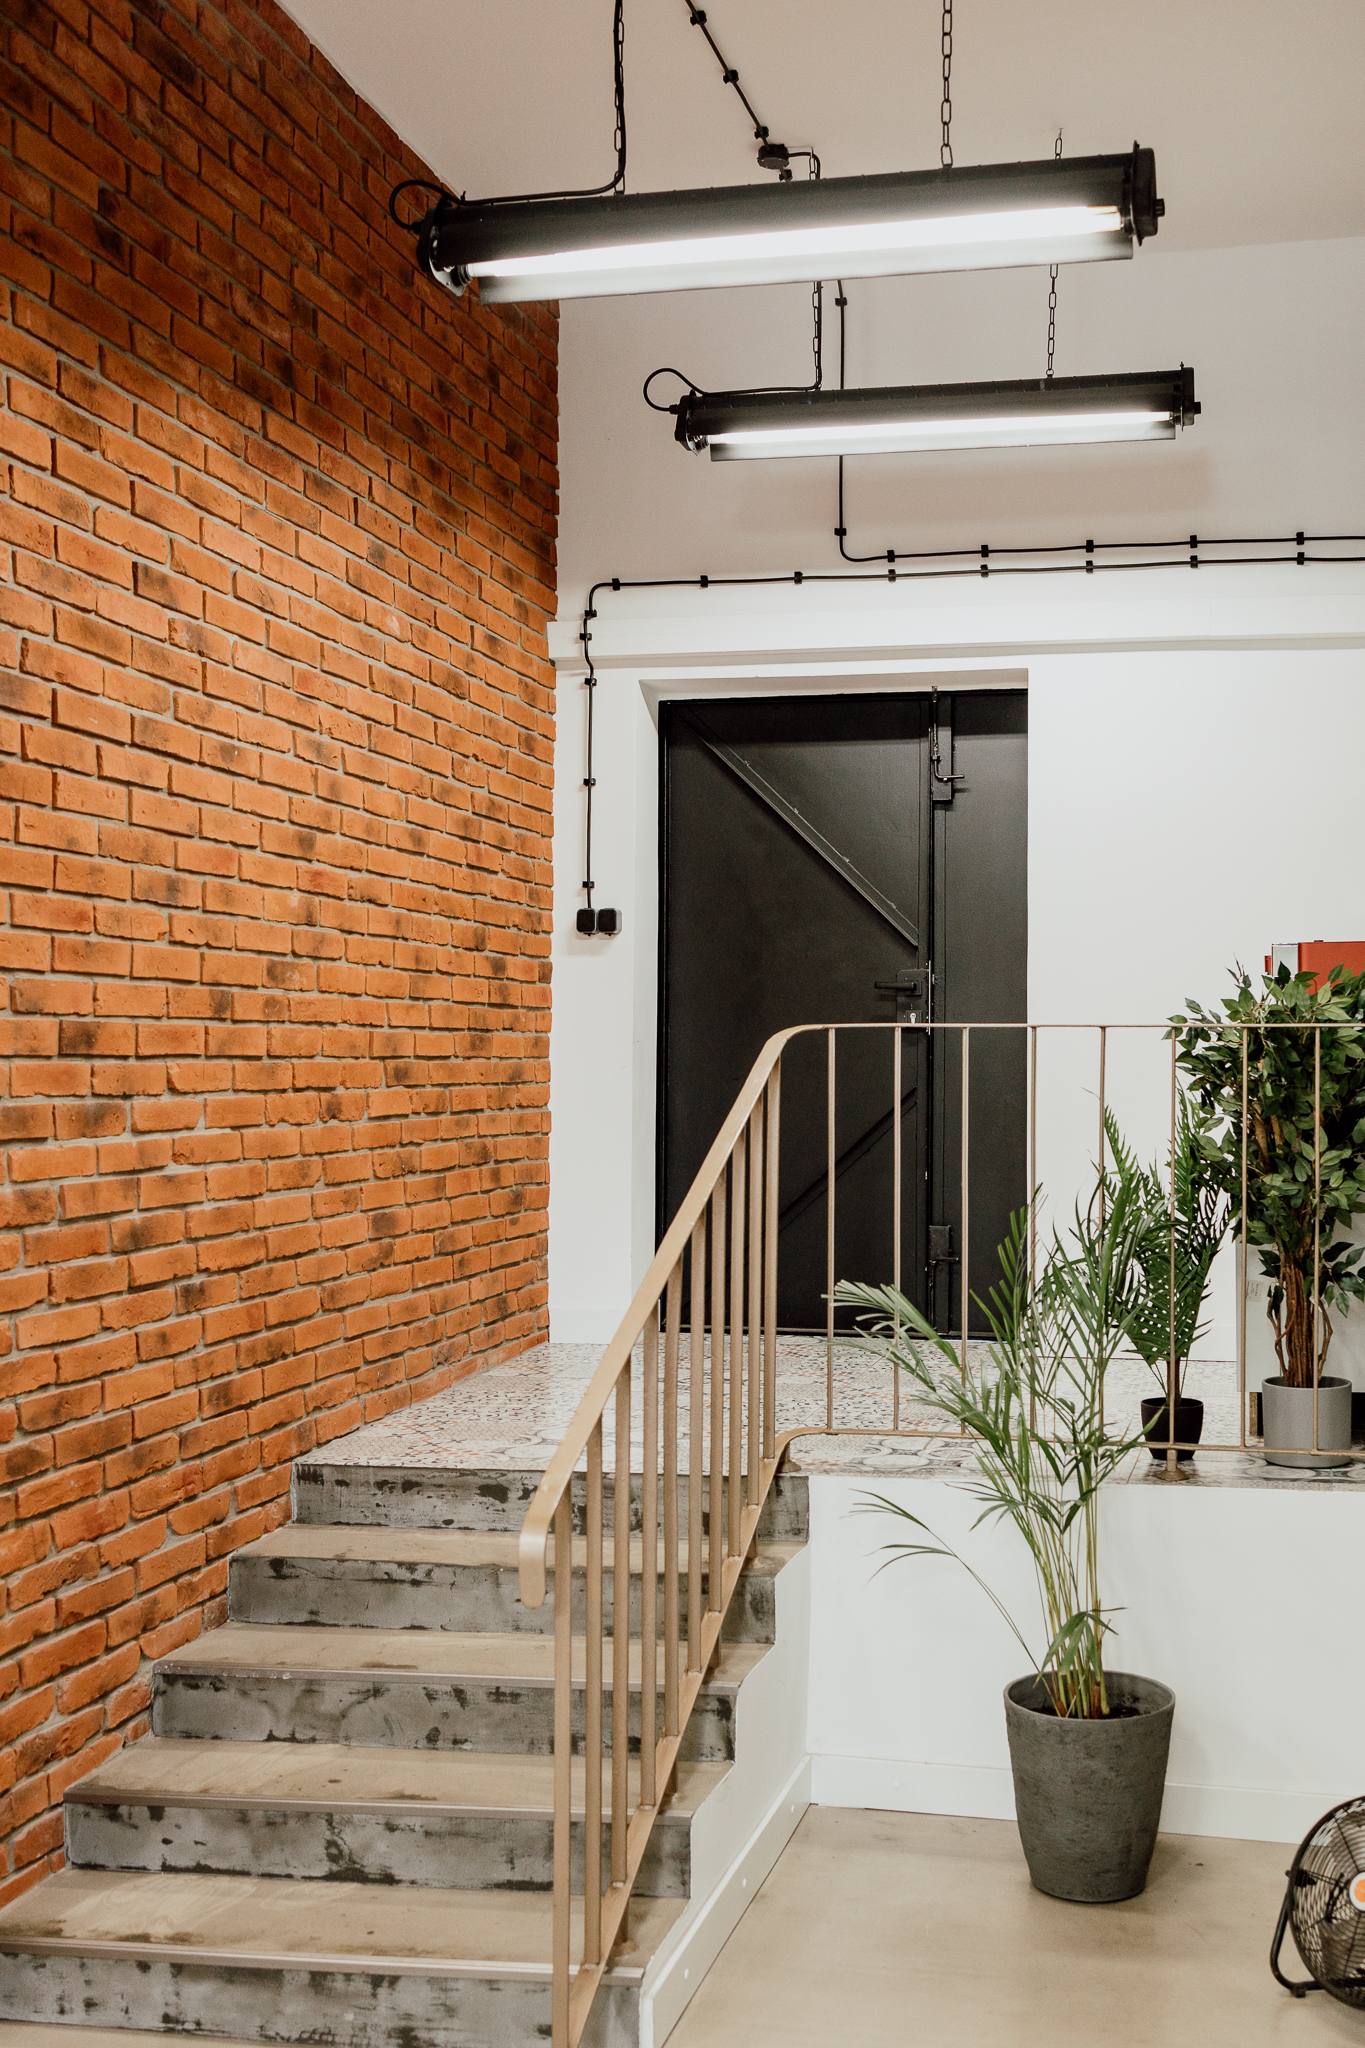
[0,1455,811,2048]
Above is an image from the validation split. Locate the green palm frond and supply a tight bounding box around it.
[836,1189,1149,1720]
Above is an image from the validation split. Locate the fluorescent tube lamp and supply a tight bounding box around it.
[418,147,1162,303]
[671,368,1199,461]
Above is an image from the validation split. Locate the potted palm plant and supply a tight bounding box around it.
[837,1176,1175,1905]
[1172,963,1365,1468]
[1103,1101,1231,1460]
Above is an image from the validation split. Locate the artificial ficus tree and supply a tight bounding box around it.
[1171,964,1365,1386]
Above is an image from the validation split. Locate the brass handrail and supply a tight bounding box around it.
[517,1016,1359,2047]
[518,1025,798,2046]
[517,1026,799,1608]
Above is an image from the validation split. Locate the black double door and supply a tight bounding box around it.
[659,689,1027,1333]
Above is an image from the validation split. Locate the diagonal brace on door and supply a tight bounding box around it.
[777,1084,919,1236]
[683,712,921,947]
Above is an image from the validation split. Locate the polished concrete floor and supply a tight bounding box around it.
[667,1806,1361,2047]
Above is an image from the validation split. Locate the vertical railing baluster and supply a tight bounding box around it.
[1313,1025,1322,1452]
[729,1130,746,1560]
[1239,1027,1249,1446]
[552,1487,572,2048]
[960,1026,970,1382]
[611,1371,631,1906]
[687,1218,706,1672]
[892,1022,902,1432]
[641,1311,659,1812]
[1097,1022,1108,1438]
[1097,1024,1108,1218]
[664,1263,682,1734]
[1028,1022,1038,1435]
[584,1419,603,1967]
[709,1168,727,1616]
[764,1064,780,1462]
[747,1103,763,1513]
[826,1028,836,1426]
[1166,1031,1178,1470]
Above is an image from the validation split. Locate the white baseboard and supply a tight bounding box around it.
[811,1753,1314,1845]
[1156,1780,1322,1845]
[812,1753,1016,1822]
[644,1754,811,2048]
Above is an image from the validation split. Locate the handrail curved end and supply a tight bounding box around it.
[517,1482,557,1609]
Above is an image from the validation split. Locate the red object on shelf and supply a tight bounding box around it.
[1264,942,1365,989]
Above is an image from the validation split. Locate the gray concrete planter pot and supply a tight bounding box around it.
[1004,1671,1175,1903]
[1261,1374,1352,1470]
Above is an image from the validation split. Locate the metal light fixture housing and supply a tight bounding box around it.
[671,367,1199,461]
[418,147,1162,304]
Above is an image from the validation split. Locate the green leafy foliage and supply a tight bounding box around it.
[837,1182,1148,1720]
[1102,1097,1231,1401]
[1171,964,1365,1385]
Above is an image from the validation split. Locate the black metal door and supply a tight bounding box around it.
[659,689,1026,1332]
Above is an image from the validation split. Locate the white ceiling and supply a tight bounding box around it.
[284,0,1363,255]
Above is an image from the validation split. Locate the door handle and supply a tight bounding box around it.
[874,968,930,1023]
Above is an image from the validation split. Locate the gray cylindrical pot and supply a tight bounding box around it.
[1261,1374,1352,1470]
[1004,1671,1175,1903]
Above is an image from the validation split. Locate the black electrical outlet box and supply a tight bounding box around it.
[575,907,596,935]
[595,907,623,936]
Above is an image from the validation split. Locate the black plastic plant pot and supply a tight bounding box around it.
[1004,1671,1175,1903]
[1139,1396,1204,1463]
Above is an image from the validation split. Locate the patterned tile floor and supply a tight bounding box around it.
[303,1341,1365,1493]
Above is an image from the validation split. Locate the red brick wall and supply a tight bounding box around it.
[0,0,556,1904]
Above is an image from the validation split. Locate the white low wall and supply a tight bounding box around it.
[805,1470,1365,1845]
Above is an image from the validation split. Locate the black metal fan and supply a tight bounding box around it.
[1271,1797,1365,2005]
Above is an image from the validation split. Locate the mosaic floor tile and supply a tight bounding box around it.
[304,1340,1363,1492]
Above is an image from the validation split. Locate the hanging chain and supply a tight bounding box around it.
[807,152,824,388]
[940,3,953,167]
[1045,130,1062,379]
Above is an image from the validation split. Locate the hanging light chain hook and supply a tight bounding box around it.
[1046,129,1062,379]
[940,2,953,168]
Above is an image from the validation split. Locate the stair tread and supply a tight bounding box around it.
[70,1738,727,1819]
[159,1623,767,1691]
[0,2028,265,2048]
[238,1527,802,1572]
[0,1868,683,1979]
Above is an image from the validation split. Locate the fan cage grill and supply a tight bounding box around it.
[1288,1799,1365,2007]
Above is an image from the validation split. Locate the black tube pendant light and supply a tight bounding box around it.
[671,367,1199,461]
[417,148,1163,305]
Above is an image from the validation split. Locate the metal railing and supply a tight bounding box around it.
[516,1020,1361,2045]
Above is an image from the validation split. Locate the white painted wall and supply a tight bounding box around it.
[557,237,1365,612]
[806,1471,1365,1844]
[547,683,660,1343]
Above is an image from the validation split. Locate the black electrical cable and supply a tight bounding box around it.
[642,285,824,415]
[391,0,626,230]
[389,178,450,230]
[682,2,772,146]
[681,1,821,182]
[643,368,703,412]
[575,541,1363,918]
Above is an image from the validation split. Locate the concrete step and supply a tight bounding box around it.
[153,1625,765,1760]
[292,1460,811,1541]
[0,1868,682,2048]
[229,1526,800,1642]
[0,2028,264,2048]
[66,1738,727,1897]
